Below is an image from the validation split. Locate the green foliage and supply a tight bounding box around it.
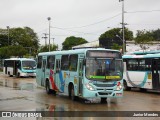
[38,44,58,53]
[135,30,154,44]
[151,29,160,41]
[0,27,39,57]
[62,36,88,50]
[135,30,154,50]
[111,43,122,50]
[0,34,8,46]
[10,27,39,48]
[99,28,133,41]
[0,46,27,59]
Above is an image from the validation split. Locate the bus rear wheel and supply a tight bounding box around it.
[69,85,76,101]
[123,80,131,91]
[17,73,20,78]
[101,98,107,103]
[46,80,52,94]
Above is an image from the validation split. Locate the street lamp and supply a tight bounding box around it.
[6,26,10,46]
[47,17,51,52]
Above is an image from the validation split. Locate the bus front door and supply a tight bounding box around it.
[55,59,61,91]
[78,59,84,96]
[152,59,160,90]
[41,59,46,87]
[14,60,19,76]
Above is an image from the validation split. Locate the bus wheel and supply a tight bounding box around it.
[52,90,57,96]
[101,98,107,103]
[123,80,131,91]
[70,85,76,101]
[8,72,11,77]
[46,80,52,94]
[140,88,147,92]
[17,73,20,78]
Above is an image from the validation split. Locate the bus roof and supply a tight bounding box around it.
[4,58,35,61]
[123,53,160,59]
[38,48,120,56]
[127,50,160,55]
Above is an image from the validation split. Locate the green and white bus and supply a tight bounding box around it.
[3,58,36,77]
[123,50,160,91]
[36,48,123,103]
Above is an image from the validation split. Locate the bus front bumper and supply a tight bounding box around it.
[82,88,123,99]
[21,72,36,77]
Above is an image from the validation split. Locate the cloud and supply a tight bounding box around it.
[0,0,160,49]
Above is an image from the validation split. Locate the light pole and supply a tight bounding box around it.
[119,0,125,54]
[47,17,51,52]
[52,38,54,45]
[6,26,10,46]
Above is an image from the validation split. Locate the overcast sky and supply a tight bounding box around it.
[1,0,160,49]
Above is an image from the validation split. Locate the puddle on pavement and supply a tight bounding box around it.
[0,78,36,91]
[37,104,66,111]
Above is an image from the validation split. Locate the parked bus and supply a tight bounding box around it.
[36,48,123,103]
[123,51,160,91]
[3,58,36,77]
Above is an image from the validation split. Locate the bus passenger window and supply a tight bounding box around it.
[37,56,42,68]
[61,55,69,70]
[47,56,55,69]
[69,55,78,71]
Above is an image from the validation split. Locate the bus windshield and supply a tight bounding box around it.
[86,51,123,81]
[22,61,36,70]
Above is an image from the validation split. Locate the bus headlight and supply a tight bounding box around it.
[85,83,95,91]
[116,82,122,91]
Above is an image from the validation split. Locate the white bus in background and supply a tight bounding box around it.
[3,58,36,77]
[123,51,160,91]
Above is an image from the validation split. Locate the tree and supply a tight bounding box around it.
[62,36,88,50]
[151,29,160,41]
[0,27,39,57]
[0,45,27,59]
[135,30,154,50]
[111,43,122,50]
[0,29,9,47]
[99,28,133,50]
[39,44,58,52]
[99,28,133,41]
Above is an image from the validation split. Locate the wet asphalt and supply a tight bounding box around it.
[0,73,160,120]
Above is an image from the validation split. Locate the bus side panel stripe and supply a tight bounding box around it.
[59,71,65,92]
[126,72,147,87]
[49,69,58,90]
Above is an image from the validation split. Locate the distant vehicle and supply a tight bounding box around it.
[123,50,160,91]
[36,48,123,103]
[3,58,36,77]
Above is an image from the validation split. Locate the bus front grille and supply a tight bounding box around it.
[94,84,115,87]
[98,92,112,95]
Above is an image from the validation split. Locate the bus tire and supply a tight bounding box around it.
[17,73,20,78]
[140,88,147,92]
[46,80,52,94]
[101,98,107,103]
[69,84,76,101]
[52,90,57,96]
[123,80,131,91]
[8,72,11,77]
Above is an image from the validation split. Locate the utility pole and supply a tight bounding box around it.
[119,0,125,54]
[6,26,10,46]
[42,33,48,46]
[47,17,51,52]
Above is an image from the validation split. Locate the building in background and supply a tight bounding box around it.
[72,40,160,53]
